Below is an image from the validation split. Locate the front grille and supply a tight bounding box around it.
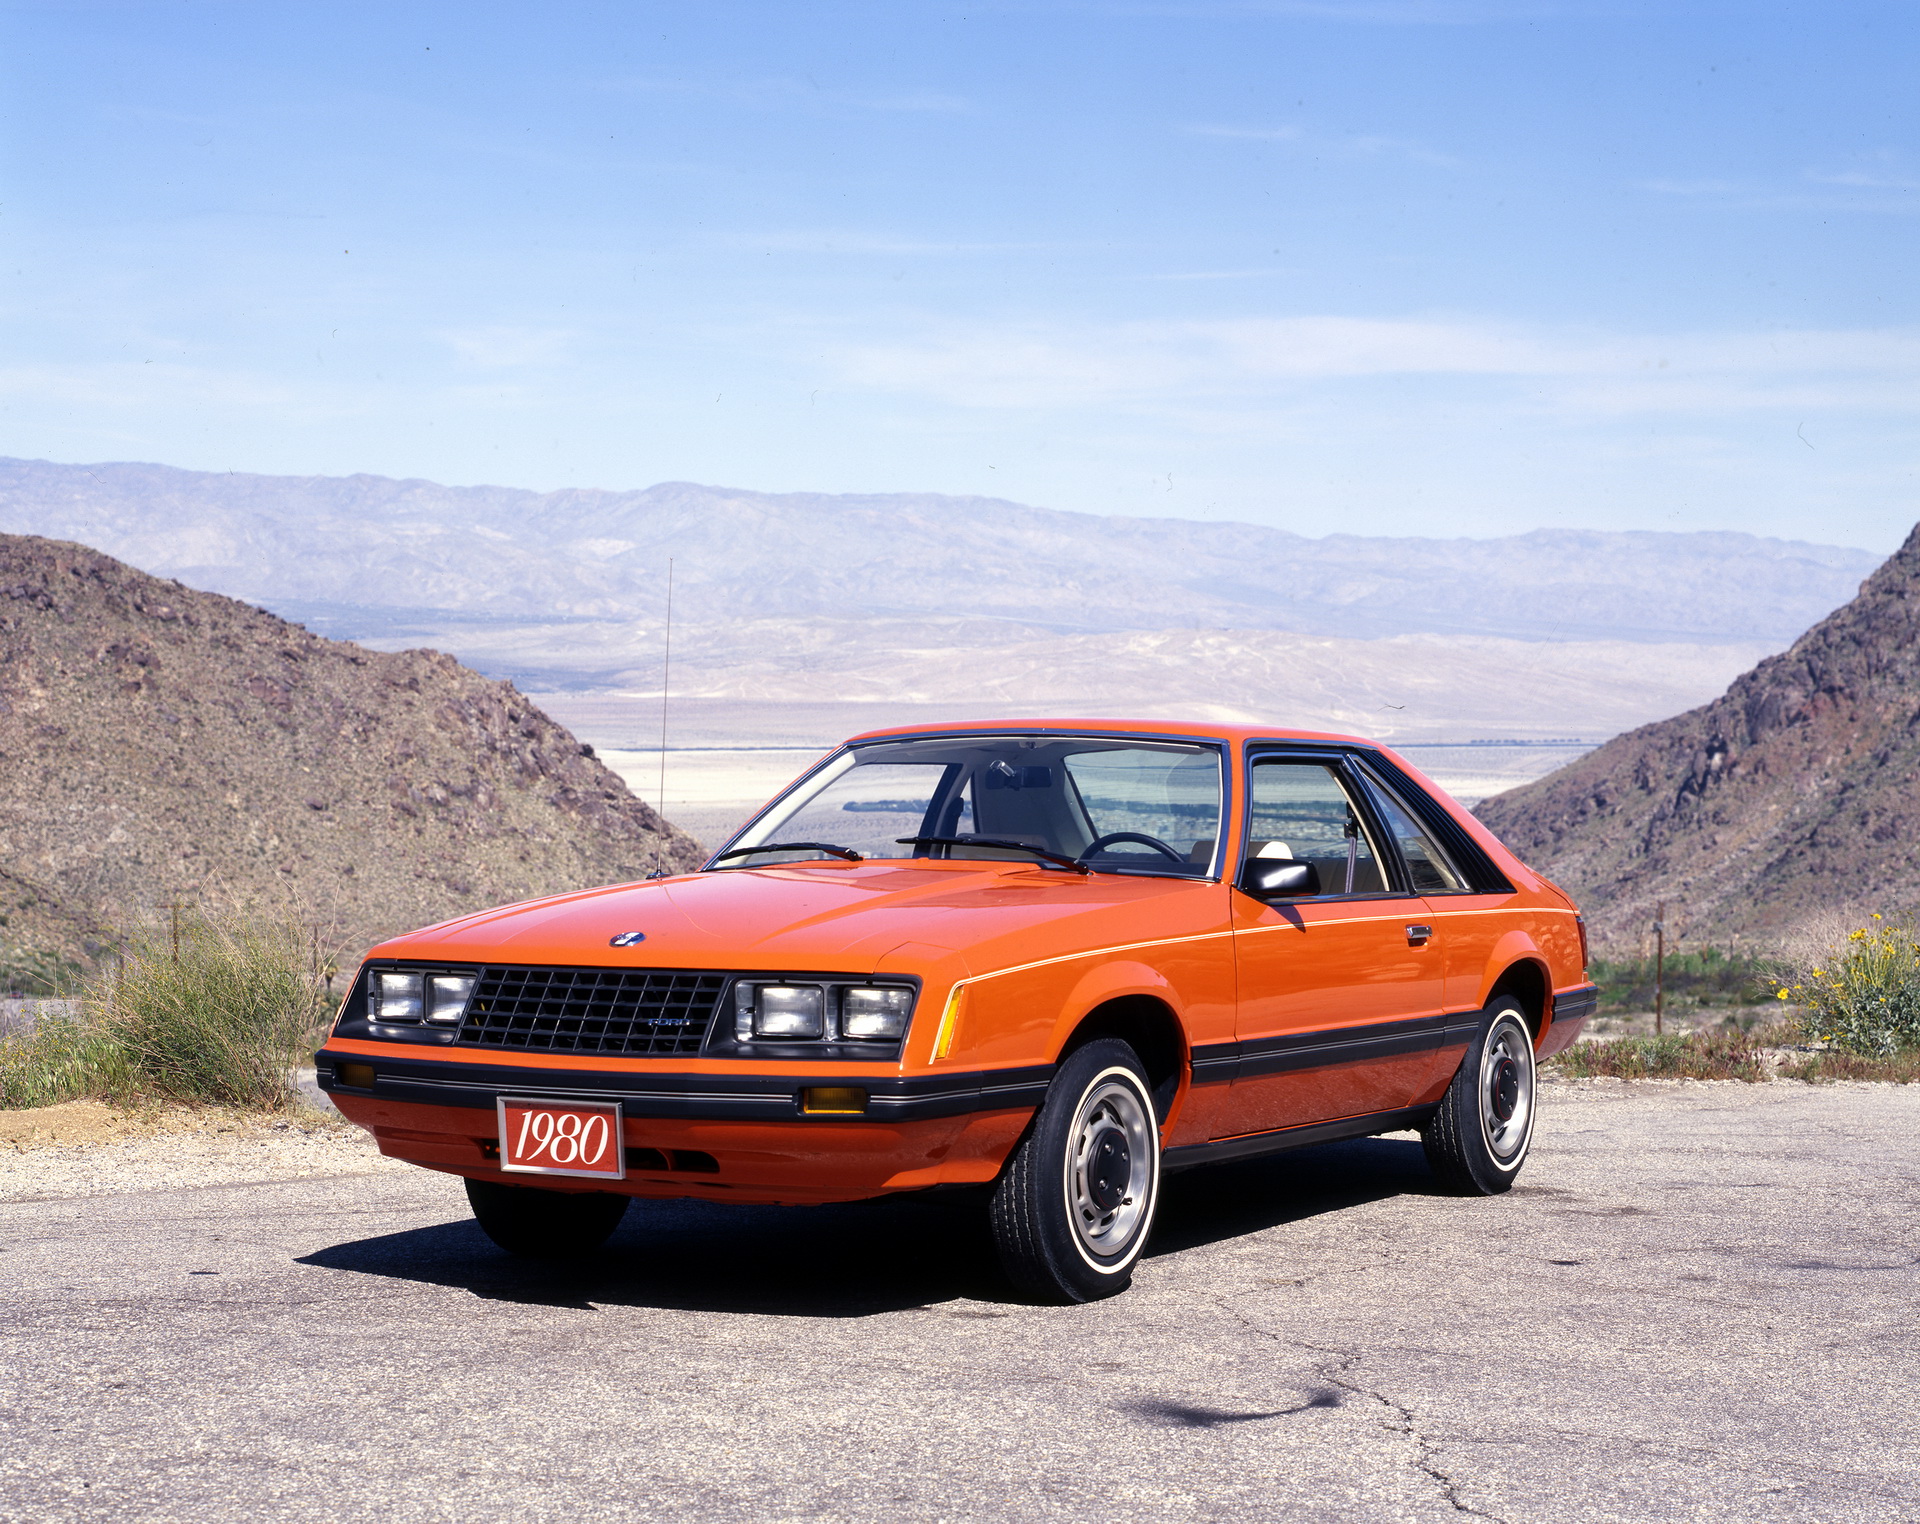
[454,966,729,1055]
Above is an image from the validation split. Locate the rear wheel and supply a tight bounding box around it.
[465,1177,630,1259]
[989,1038,1161,1303]
[1422,997,1537,1195]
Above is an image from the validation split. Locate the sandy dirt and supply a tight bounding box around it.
[0,1101,400,1203]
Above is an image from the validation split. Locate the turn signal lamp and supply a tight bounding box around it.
[800,1087,869,1115]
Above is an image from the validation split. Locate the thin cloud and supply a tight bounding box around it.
[609,76,969,116]
[1147,268,1291,281]
[1644,164,1918,214]
[443,327,576,369]
[729,230,1066,256]
[832,315,1920,416]
[1187,125,1306,142]
[1186,122,1460,167]
[1086,1,1564,21]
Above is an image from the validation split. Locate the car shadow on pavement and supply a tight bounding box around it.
[296,1135,1439,1317]
[299,1188,1008,1318]
[1147,1135,1438,1259]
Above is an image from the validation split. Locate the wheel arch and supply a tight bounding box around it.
[1486,958,1551,1040]
[1057,994,1188,1124]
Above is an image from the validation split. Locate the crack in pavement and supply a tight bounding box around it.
[1213,1294,1508,1523]
[1299,1342,1509,1524]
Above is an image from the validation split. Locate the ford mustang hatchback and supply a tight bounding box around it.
[317,720,1596,1302]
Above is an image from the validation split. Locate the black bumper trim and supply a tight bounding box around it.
[1162,1105,1437,1172]
[1552,984,1600,1028]
[1189,1011,1476,1085]
[315,1049,1053,1124]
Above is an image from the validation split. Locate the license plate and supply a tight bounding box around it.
[496,1097,626,1180]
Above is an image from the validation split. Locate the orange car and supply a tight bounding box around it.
[317,720,1596,1302]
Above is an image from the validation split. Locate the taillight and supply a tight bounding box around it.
[1575,915,1590,974]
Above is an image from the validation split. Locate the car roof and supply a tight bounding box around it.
[840,717,1382,748]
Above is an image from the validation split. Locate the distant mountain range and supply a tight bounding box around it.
[0,456,1882,649]
[1477,524,1920,949]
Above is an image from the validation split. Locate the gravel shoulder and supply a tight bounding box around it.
[0,1101,401,1202]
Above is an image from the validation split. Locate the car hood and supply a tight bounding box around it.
[371,861,1218,978]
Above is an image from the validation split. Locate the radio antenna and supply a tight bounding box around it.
[657,557,673,818]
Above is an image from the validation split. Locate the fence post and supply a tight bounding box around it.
[1654,903,1666,1037]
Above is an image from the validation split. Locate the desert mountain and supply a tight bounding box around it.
[0,457,1879,652]
[0,534,703,963]
[1475,525,1920,950]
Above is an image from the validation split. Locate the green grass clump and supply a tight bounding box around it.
[1768,914,1920,1059]
[1589,946,1768,1016]
[88,912,332,1110]
[0,1015,133,1109]
[1549,1021,1785,1082]
[1,910,335,1112]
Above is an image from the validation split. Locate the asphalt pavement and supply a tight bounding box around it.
[2,1080,1917,1523]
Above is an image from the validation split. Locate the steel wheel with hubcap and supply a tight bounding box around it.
[1422,997,1537,1195]
[990,1038,1162,1302]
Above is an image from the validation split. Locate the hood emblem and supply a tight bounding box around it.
[608,931,647,947]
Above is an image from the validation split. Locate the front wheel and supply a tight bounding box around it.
[465,1177,630,1259]
[1422,998,1537,1195]
[989,1038,1162,1303]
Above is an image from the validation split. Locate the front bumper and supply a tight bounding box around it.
[314,1046,1050,1204]
[314,1046,1051,1123]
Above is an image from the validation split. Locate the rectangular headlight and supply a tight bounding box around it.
[840,986,913,1041]
[753,985,826,1039]
[373,971,423,1022]
[426,974,475,1025]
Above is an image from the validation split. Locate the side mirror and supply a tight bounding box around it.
[1238,857,1321,900]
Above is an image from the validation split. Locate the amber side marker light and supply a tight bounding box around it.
[338,1062,376,1089]
[800,1086,869,1115]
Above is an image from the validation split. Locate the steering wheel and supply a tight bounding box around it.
[1079,831,1185,864]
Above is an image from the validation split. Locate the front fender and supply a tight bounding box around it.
[1047,959,1182,1056]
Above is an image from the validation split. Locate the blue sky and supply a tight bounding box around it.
[2,1,1916,548]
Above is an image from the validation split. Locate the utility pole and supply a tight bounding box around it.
[1653,902,1666,1037]
[657,557,674,819]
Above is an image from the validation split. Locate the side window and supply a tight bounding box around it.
[1246,760,1387,896]
[1365,776,1469,893]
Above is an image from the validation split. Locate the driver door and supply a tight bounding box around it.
[1221,753,1446,1138]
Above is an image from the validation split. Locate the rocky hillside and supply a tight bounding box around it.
[1475,526,1920,949]
[0,535,703,963]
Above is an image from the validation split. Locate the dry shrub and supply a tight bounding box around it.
[0,1015,133,1109]
[1776,1048,1920,1084]
[86,910,334,1109]
[1549,1021,1789,1082]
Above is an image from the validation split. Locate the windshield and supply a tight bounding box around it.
[716,733,1225,877]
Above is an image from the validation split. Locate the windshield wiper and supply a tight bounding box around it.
[711,841,864,863]
[895,836,1090,874]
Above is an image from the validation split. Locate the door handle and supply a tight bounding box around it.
[1406,924,1432,946]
